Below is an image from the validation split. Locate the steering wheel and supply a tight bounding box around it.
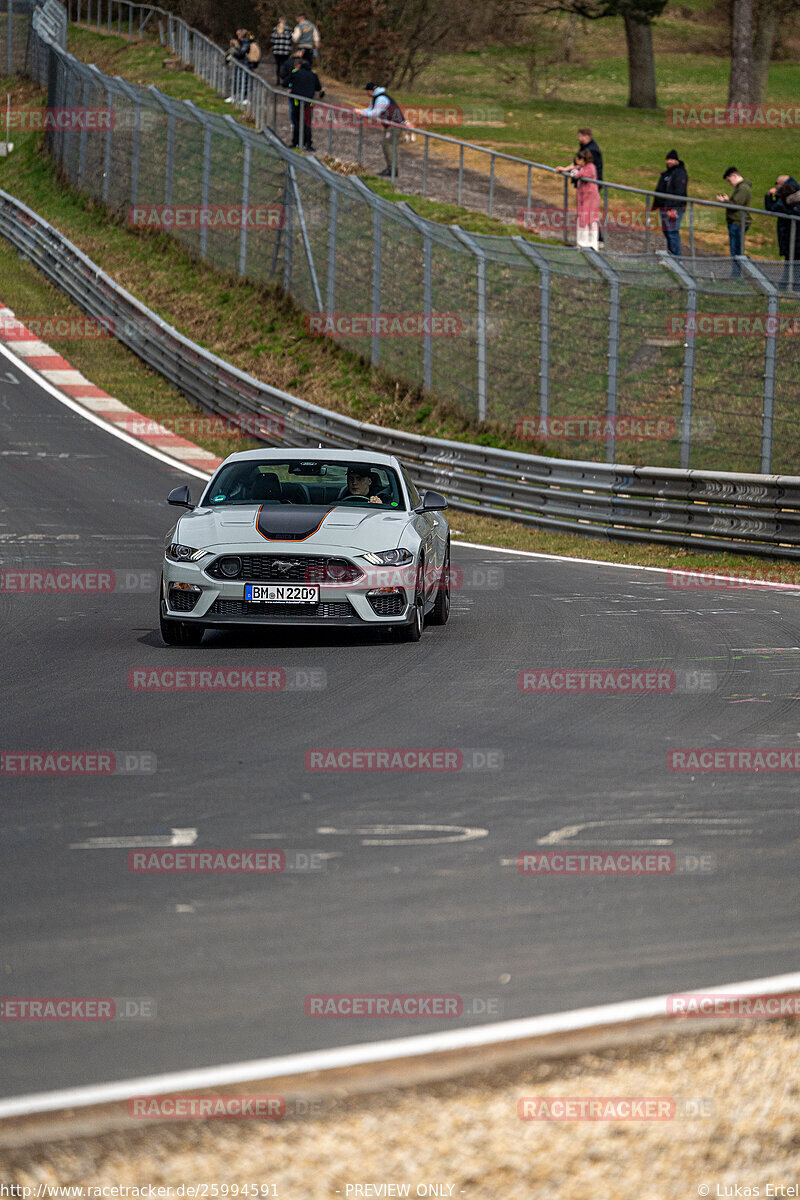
[340,493,371,503]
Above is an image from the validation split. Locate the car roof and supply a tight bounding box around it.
[217,447,401,469]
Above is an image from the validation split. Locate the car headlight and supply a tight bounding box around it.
[166,543,206,563]
[362,548,414,565]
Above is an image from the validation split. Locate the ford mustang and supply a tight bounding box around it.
[159,448,450,645]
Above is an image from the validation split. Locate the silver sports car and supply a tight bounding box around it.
[159,448,450,644]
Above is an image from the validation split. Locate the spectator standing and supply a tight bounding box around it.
[576,127,604,241]
[270,17,293,87]
[652,150,688,256]
[559,149,600,249]
[576,128,603,182]
[765,174,800,288]
[225,29,256,103]
[716,166,752,274]
[288,52,323,150]
[358,83,405,178]
[292,13,321,59]
[280,47,304,87]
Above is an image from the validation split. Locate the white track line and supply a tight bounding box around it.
[452,539,800,588]
[1,972,798,1118]
[0,341,211,481]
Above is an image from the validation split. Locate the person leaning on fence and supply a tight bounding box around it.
[652,150,688,257]
[765,174,800,288]
[358,84,405,178]
[716,166,752,275]
[576,127,604,240]
[292,12,320,59]
[225,29,259,103]
[556,150,600,250]
[288,51,323,151]
[271,17,293,87]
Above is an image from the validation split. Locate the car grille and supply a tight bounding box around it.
[206,555,361,583]
[209,598,355,619]
[168,587,201,612]
[367,593,406,616]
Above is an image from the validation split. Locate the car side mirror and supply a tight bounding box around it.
[167,485,194,509]
[418,490,448,512]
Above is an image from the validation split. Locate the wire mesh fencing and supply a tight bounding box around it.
[5,0,800,474]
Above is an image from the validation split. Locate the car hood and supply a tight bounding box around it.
[175,505,410,553]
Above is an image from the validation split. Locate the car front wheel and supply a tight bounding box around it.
[160,603,205,646]
[395,562,424,642]
[428,540,450,626]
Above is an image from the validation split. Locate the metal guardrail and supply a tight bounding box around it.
[2,184,800,560]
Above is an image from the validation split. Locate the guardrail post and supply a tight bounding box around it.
[740,257,779,473]
[452,225,487,424]
[513,236,550,427]
[659,250,697,470]
[583,248,620,464]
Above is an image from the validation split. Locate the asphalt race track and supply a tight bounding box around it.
[2,353,800,1098]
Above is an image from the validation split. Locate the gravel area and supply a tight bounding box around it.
[2,1023,799,1199]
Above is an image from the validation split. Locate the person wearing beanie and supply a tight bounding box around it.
[651,150,688,256]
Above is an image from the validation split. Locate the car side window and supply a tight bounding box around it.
[401,467,421,509]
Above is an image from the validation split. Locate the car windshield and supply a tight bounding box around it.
[202,460,405,509]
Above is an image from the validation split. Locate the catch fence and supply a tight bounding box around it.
[6,1,800,474]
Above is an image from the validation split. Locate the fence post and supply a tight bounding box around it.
[562,174,569,245]
[87,65,113,203]
[7,0,12,76]
[77,73,92,188]
[659,250,697,470]
[326,182,338,315]
[113,77,143,210]
[583,248,620,464]
[370,204,382,367]
[399,201,434,392]
[740,257,778,474]
[237,130,251,278]
[452,225,487,424]
[513,236,550,428]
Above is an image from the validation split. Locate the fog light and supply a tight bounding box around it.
[218,556,242,578]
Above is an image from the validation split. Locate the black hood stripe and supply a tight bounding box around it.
[255,505,333,541]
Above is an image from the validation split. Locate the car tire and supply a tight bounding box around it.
[428,539,450,626]
[396,561,424,643]
[160,603,205,646]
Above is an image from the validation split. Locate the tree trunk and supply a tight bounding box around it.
[751,0,781,104]
[727,0,754,105]
[623,13,657,109]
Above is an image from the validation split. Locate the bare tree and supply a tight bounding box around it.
[727,0,754,104]
[521,0,668,109]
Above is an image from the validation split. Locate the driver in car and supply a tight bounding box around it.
[344,465,383,504]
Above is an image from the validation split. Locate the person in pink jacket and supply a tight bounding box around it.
[558,149,600,249]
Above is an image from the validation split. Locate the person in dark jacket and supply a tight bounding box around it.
[716,166,752,274]
[288,54,323,150]
[652,150,688,256]
[577,128,603,182]
[765,174,800,288]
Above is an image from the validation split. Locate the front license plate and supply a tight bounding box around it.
[245,583,320,603]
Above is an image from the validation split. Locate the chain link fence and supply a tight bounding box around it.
[5,1,800,474]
